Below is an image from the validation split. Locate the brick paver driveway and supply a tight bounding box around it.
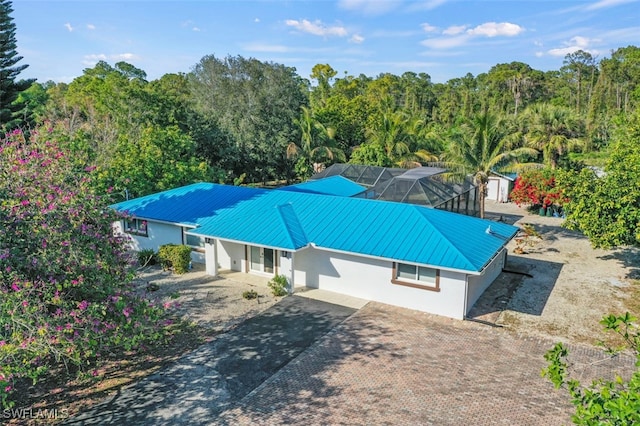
[219,302,634,426]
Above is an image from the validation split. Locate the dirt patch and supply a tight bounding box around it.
[134,264,280,331]
[471,201,640,345]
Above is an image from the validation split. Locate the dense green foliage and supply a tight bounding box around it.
[17,45,638,199]
[542,313,640,425]
[158,244,192,274]
[558,111,640,249]
[0,0,34,129]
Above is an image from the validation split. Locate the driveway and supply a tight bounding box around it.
[65,295,635,425]
[65,296,356,425]
[218,303,635,426]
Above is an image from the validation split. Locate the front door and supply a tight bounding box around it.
[250,246,274,274]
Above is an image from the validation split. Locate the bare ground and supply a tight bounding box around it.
[471,201,640,345]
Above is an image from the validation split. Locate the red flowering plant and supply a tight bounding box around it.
[510,168,568,211]
[0,129,173,409]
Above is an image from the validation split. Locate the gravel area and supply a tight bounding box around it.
[474,201,640,345]
[134,265,280,332]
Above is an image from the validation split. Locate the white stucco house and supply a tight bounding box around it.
[111,176,519,320]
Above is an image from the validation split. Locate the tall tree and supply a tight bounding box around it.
[0,0,35,129]
[442,112,538,218]
[561,50,598,115]
[287,106,345,179]
[190,55,308,183]
[523,104,586,168]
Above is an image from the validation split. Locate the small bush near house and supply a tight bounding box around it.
[242,289,258,300]
[268,275,289,297]
[137,249,157,266]
[158,244,192,274]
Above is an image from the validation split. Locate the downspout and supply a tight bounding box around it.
[463,275,469,320]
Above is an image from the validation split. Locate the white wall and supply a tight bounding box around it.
[487,177,512,202]
[113,220,182,252]
[487,178,500,201]
[216,240,245,272]
[465,248,507,314]
[294,246,468,319]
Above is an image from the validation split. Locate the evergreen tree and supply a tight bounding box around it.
[0,0,34,129]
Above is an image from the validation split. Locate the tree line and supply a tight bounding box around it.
[3,45,637,197]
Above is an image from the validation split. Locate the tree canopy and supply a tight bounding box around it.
[0,0,34,129]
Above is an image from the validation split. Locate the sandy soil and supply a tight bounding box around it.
[473,201,640,345]
[134,266,280,332]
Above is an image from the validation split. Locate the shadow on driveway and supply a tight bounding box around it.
[65,296,356,425]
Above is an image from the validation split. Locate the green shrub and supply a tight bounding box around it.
[242,289,258,300]
[158,244,192,274]
[137,249,157,266]
[268,274,289,297]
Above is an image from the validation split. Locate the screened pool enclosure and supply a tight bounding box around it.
[309,164,480,216]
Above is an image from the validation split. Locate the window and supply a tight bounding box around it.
[392,262,439,291]
[185,233,205,249]
[124,219,148,237]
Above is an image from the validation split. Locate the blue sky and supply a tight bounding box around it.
[12,0,640,84]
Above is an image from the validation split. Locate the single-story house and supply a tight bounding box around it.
[111,179,519,320]
[487,171,517,203]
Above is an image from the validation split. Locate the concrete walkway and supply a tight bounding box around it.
[65,296,356,425]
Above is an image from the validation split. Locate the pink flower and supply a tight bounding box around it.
[78,300,88,311]
[22,300,28,307]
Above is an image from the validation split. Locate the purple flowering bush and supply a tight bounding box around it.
[0,130,170,409]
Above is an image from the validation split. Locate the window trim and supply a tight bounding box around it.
[124,218,148,237]
[391,262,440,292]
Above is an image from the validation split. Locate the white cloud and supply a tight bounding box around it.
[350,34,365,44]
[64,23,73,32]
[82,53,139,66]
[586,0,638,10]
[421,23,438,33]
[422,21,524,50]
[192,27,201,32]
[467,22,524,37]
[86,24,95,30]
[443,25,467,36]
[421,35,470,49]
[337,0,401,15]
[535,51,544,57]
[547,36,598,57]
[285,19,348,37]
[254,18,260,23]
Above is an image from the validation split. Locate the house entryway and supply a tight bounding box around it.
[249,246,275,275]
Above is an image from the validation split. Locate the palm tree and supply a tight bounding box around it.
[287,106,345,178]
[523,104,586,168]
[442,112,538,218]
[365,110,438,168]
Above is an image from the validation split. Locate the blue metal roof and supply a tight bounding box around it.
[111,183,519,273]
[277,176,366,197]
[110,182,266,226]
